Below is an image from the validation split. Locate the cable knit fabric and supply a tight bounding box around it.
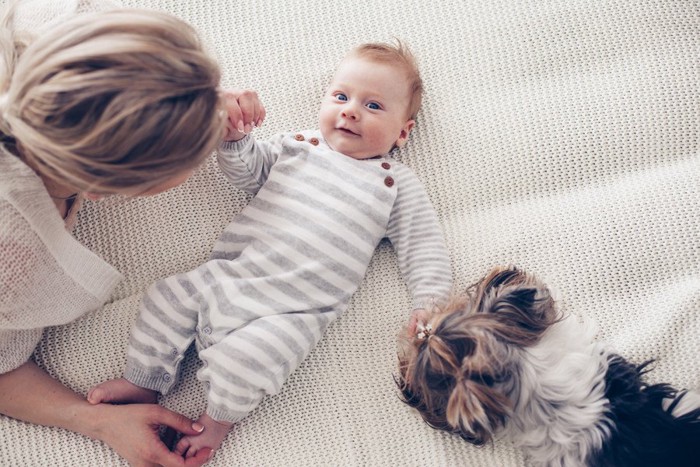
[1,0,698,466]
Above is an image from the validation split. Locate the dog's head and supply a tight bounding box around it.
[397,266,560,445]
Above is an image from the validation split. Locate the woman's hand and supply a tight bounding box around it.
[0,361,210,466]
[93,402,213,467]
[221,88,266,142]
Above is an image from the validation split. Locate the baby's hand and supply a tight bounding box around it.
[409,308,429,335]
[221,88,266,142]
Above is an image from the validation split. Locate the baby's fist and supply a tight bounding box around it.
[221,89,266,141]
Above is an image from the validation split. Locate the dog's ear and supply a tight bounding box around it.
[442,330,514,445]
[446,375,511,445]
[480,266,527,291]
[477,266,559,346]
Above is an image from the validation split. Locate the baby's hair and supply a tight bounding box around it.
[0,4,222,193]
[397,267,560,444]
[349,40,423,120]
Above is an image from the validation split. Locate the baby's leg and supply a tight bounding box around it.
[88,377,157,405]
[174,413,233,459]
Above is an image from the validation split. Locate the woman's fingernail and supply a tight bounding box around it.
[208,450,216,460]
[237,121,244,132]
[193,422,205,432]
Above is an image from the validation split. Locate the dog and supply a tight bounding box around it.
[397,266,699,466]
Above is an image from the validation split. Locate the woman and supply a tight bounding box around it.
[0,2,225,466]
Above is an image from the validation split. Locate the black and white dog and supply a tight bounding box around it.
[398,266,699,466]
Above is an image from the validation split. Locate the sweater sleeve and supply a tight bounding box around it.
[217,134,284,194]
[385,164,453,310]
[0,189,120,373]
[0,206,66,373]
[0,328,44,374]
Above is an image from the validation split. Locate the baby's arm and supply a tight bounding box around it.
[386,164,453,314]
[218,89,283,193]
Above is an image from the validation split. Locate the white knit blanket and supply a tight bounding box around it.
[2,0,698,465]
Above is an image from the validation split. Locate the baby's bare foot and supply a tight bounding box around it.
[87,377,157,404]
[174,413,232,459]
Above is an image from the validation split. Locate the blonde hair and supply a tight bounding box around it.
[349,40,423,120]
[0,4,222,193]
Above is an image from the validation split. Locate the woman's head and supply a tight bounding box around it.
[0,6,223,195]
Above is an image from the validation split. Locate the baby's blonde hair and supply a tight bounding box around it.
[0,4,222,193]
[349,40,423,120]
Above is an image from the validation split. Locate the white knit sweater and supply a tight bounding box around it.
[0,148,122,373]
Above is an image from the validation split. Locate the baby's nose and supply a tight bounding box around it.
[341,103,359,119]
[341,110,357,120]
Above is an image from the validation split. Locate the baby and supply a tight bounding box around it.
[89,41,452,458]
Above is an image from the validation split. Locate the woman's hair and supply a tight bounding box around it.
[350,40,423,120]
[0,3,222,193]
[396,267,560,445]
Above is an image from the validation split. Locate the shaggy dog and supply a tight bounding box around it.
[397,266,699,466]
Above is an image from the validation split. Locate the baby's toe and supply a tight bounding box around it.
[174,437,191,457]
[86,385,107,404]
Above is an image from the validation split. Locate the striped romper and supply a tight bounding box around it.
[124,130,453,422]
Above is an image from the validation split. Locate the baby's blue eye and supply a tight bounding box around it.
[336,93,347,101]
[367,102,381,110]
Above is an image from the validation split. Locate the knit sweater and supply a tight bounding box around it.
[0,148,122,374]
[124,131,452,422]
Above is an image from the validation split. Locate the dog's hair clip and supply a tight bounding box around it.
[416,322,433,340]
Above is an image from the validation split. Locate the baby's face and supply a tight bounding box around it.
[319,56,415,159]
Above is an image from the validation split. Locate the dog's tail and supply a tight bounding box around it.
[591,357,700,467]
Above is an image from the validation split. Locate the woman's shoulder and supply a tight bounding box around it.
[0,198,65,328]
[0,147,38,191]
[0,197,121,329]
[0,148,59,235]
[0,149,122,329]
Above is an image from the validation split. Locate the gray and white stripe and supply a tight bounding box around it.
[124,130,452,423]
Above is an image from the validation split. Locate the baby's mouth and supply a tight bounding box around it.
[337,127,360,136]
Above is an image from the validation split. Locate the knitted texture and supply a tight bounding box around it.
[0,151,122,373]
[1,0,699,465]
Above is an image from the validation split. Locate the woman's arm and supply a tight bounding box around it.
[0,361,212,467]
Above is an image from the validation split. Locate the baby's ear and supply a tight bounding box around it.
[395,119,415,148]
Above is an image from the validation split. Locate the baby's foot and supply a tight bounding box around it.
[87,377,157,405]
[174,413,232,459]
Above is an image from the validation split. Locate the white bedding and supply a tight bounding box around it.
[1,0,698,465]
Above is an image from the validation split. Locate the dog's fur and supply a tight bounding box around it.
[397,266,700,467]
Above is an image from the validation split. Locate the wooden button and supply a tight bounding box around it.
[309,137,319,146]
[384,176,394,187]
[294,134,305,141]
[381,162,391,170]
